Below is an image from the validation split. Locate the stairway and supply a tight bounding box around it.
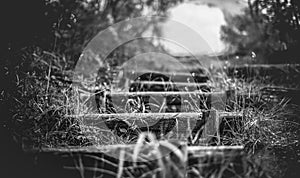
[26,68,247,178]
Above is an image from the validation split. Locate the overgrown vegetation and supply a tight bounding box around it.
[1,0,300,178]
[9,49,299,177]
[221,0,300,64]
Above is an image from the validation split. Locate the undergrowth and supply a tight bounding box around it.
[8,49,300,177]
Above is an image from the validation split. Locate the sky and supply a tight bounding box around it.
[160,0,247,56]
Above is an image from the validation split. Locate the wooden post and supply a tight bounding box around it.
[199,109,219,145]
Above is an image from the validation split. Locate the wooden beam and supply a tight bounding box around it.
[68,111,242,121]
[128,81,212,87]
[28,143,243,154]
[104,90,224,96]
[125,70,209,77]
[25,143,244,178]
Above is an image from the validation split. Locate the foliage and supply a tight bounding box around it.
[1,2,299,178]
[221,0,300,63]
[0,0,183,147]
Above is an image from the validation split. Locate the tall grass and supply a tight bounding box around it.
[10,50,92,148]
[10,50,299,177]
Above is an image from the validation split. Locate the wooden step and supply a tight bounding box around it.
[26,143,244,178]
[118,70,211,84]
[78,90,257,114]
[113,77,211,90]
[70,111,242,121]
[28,142,244,163]
[32,143,243,155]
[99,90,233,113]
[126,70,209,78]
[70,111,243,143]
[128,80,212,88]
[71,111,242,131]
[104,90,223,96]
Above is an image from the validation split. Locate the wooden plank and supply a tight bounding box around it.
[99,91,227,113]
[27,142,244,166]
[77,89,248,113]
[29,143,243,154]
[68,112,242,121]
[188,145,243,152]
[125,70,209,77]
[128,81,212,87]
[70,112,202,120]
[82,90,236,113]
[260,86,300,92]
[105,90,224,96]
[71,112,203,131]
[69,111,242,142]
[103,90,255,98]
[227,63,300,68]
[25,143,244,178]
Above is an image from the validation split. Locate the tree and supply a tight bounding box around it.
[0,0,183,148]
[221,0,300,63]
